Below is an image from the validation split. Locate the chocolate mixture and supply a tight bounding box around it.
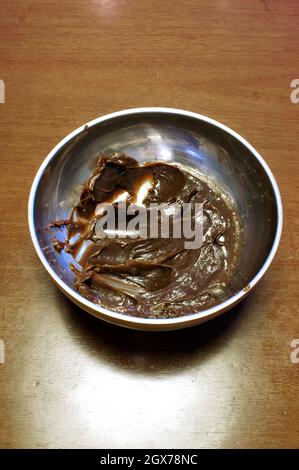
[50,153,241,318]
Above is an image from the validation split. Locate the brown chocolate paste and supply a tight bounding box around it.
[51,153,241,318]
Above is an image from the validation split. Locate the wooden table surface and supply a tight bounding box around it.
[0,0,299,449]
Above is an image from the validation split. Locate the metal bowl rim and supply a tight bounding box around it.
[28,107,283,328]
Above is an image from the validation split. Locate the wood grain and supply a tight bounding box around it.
[0,0,299,448]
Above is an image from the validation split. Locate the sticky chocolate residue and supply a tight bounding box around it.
[50,153,241,318]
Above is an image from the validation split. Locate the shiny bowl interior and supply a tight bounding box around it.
[28,108,282,330]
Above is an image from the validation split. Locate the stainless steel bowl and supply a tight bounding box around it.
[28,108,283,330]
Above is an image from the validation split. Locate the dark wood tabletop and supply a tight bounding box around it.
[0,0,299,449]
